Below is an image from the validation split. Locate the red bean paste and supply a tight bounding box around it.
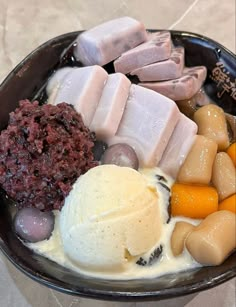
[0,100,97,211]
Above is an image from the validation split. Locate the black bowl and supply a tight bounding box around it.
[0,30,235,302]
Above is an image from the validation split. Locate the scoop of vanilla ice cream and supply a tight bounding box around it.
[60,165,163,271]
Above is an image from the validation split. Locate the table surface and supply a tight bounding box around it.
[0,0,235,306]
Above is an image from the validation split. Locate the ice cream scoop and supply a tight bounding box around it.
[60,165,163,271]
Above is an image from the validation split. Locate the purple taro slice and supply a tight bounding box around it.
[108,84,181,167]
[46,67,75,104]
[139,66,207,101]
[114,31,172,75]
[74,17,148,66]
[46,67,75,97]
[50,66,108,127]
[131,47,185,81]
[89,73,131,140]
[158,113,198,178]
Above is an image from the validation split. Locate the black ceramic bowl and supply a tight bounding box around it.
[0,30,235,302]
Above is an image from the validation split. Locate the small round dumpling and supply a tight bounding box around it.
[102,143,139,169]
[14,208,55,243]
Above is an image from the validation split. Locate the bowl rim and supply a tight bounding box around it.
[1,239,235,301]
[0,29,235,301]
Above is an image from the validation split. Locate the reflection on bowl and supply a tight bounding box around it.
[0,30,235,301]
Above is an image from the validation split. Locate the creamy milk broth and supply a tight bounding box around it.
[27,167,202,280]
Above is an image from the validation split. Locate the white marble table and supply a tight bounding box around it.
[0,0,235,306]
